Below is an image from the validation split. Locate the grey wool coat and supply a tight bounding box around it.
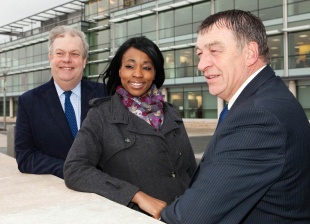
[64,93,197,212]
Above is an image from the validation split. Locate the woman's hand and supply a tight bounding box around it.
[131,191,167,220]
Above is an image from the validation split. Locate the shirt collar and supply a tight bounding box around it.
[54,81,81,98]
[228,65,266,110]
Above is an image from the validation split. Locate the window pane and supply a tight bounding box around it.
[159,11,174,39]
[184,91,202,118]
[115,22,127,43]
[162,51,175,79]
[175,48,194,78]
[42,70,51,83]
[169,92,184,117]
[33,43,42,63]
[89,0,98,16]
[193,2,211,23]
[288,0,310,16]
[215,0,234,12]
[259,0,282,9]
[258,5,282,20]
[288,31,310,69]
[128,18,141,37]
[12,49,19,66]
[297,85,310,119]
[98,0,109,13]
[175,7,192,27]
[236,0,258,12]
[27,72,34,90]
[268,35,284,70]
[142,15,156,41]
[202,90,217,118]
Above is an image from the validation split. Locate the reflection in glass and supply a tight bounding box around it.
[287,0,310,16]
[297,85,310,119]
[268,35,283,70]
[169,92,184,117]
[288,31,310,69]
[175,48,194,78]
[168,87,217,118]
[159,11,174,39]
[163,51,175,79]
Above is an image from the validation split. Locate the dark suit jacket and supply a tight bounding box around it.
[15,78,105,179]
[161,65,310,223]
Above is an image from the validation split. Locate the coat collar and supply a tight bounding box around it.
[80,78,101,121]
[109,93,183,135]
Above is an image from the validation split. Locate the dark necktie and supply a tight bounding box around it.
[64,91,78,138]
[217,104,228,128]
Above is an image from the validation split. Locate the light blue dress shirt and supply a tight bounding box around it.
[54,82,81,129]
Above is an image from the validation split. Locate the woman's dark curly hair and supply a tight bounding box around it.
[102,36,165,95]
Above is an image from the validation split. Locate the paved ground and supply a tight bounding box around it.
[0,133,7,154]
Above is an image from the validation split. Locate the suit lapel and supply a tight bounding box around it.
[192,65,277,183]
[232,65,275,110]
[41,79,73,141]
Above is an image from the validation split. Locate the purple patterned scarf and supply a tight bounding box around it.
[116,84,165,130]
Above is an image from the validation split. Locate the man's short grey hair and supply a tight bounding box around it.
[48,25,89,58]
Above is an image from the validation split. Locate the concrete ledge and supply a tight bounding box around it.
[183,119,216,137]
[0,153,162,224]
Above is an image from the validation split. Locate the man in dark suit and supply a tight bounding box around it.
[15,25,105,179]
[161,10,310,223]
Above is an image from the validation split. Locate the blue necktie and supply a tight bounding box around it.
[64,91,78,138]
[217,104,228,128]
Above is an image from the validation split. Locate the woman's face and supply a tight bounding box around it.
[119,47,155,97]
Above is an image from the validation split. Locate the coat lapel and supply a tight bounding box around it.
[160,104,183,135]
[80,79,98,123]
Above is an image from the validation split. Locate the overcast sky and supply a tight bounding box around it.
[0,0,73,27]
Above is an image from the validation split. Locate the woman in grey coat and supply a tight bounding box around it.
[64,36,197,220]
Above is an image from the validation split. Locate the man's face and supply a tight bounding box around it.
[49,34,86,90]
[196,25,249,102]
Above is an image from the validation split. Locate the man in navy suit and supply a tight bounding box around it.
[161,10,310,223]
[15,26,105,179]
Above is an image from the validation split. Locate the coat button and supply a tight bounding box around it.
[124,138,130,143]
[170,172,176,178]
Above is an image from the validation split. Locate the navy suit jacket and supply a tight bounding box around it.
[15,78,105,178]
[162,65,310,223]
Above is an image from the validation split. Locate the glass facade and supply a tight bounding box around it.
[0,0,310,120]
[297,83,310,118]
[288,31,310,69]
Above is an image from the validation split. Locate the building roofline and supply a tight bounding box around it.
[0,0,85,37]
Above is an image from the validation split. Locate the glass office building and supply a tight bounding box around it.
[0,0,309,121]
